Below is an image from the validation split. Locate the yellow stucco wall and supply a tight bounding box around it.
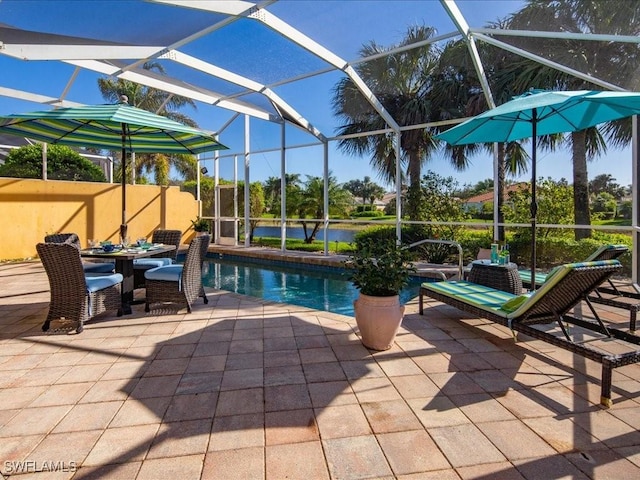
[0,178,199,260]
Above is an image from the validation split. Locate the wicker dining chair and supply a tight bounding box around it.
[44,232,115,274]
[144,234,210,313]
[37,242,123,333]
[133,229,182,289]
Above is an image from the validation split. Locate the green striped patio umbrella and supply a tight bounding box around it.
[0,100,227,239]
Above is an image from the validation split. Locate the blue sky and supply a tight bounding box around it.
[0,0,633,190]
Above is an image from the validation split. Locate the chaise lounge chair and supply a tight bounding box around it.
[419,259,640,407]
[518,244,629,288]
[519,245,640,331]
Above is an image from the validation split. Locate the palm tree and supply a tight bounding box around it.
[502,0,640,240]
[296,174,352,243]
[332,25,448,220]
[263,176,281,213]
[262,173,302,216]
[343,176,385,206]
[97,62,199,185]
[432,29,529,240]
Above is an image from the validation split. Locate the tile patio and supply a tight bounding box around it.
[1,260,640,479]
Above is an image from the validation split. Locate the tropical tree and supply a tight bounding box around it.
[97,61,199,185]
[332,25,447,220]
[502,177,574,239]
[591,192,617,219]
[432,25,529,241]
[343,176,385,206]
[0,144,106,182]
[263,176,281,213]
[589,174,626,200]
[262,173,302,215]
[413,171,469,239]
[501,0,640,240]
[238,181,265,242]
[295,174,352,243]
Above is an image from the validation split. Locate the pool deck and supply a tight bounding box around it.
[2,252,640,479]
[208,244,463,280]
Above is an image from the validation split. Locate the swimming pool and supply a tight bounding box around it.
[201,255,422,316]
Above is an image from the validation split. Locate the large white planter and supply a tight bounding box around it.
[353,293,405,351]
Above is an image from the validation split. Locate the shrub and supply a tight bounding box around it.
[351,210,383,218]
[0,144,106,182]
[346,238,415,296]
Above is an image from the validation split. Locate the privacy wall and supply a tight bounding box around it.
[0,178,198,260]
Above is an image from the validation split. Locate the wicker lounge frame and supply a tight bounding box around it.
[144,234,210,313]
[520,245,640,331]
[420,260,640,408]
[37,242,123,334]
[133,229,182,289]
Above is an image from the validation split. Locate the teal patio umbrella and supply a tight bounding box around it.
[0,98,227,239]
[436,89,640,285]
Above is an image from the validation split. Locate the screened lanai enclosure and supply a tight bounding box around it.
[1,0,639,278]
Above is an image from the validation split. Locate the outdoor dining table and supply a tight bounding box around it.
[81,244,177,314]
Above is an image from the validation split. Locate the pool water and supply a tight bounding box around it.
[201,256,422,316]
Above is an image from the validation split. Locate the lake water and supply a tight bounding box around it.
[252,226,357,243]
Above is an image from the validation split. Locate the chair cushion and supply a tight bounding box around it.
[500,293,533,313]
[145,264,184,282]
[82,261,115,274]
[422,280,514,315]
[134,258,172,269]
[85,273,123,293]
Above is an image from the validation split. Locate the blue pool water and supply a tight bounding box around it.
[201,255,421,316]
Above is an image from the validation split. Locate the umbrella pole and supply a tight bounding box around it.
[530,112,538,289]
[120,123,127,243]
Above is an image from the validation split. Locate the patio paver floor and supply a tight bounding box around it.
[1,260,640,479]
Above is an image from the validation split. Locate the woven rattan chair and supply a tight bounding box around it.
[518,244,639,330]
[44,232,114,274]
[419,259,640,407]
[518,244,629,289]
[144,234,210,313]
[133,229,182,289]
[37,242,123,334]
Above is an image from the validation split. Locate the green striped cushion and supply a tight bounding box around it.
[422,281,514,317]
[424,260,621,321]
[517,270,549,287]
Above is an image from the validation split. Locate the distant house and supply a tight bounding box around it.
[464,183,527,211]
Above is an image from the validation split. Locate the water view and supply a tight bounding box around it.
[201,256,421,316]
[252,226,357,243]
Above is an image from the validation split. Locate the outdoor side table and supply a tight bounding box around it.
[467,260,522,295]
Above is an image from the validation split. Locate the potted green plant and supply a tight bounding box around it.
[345,238,415,350]
[191,217,209,235]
